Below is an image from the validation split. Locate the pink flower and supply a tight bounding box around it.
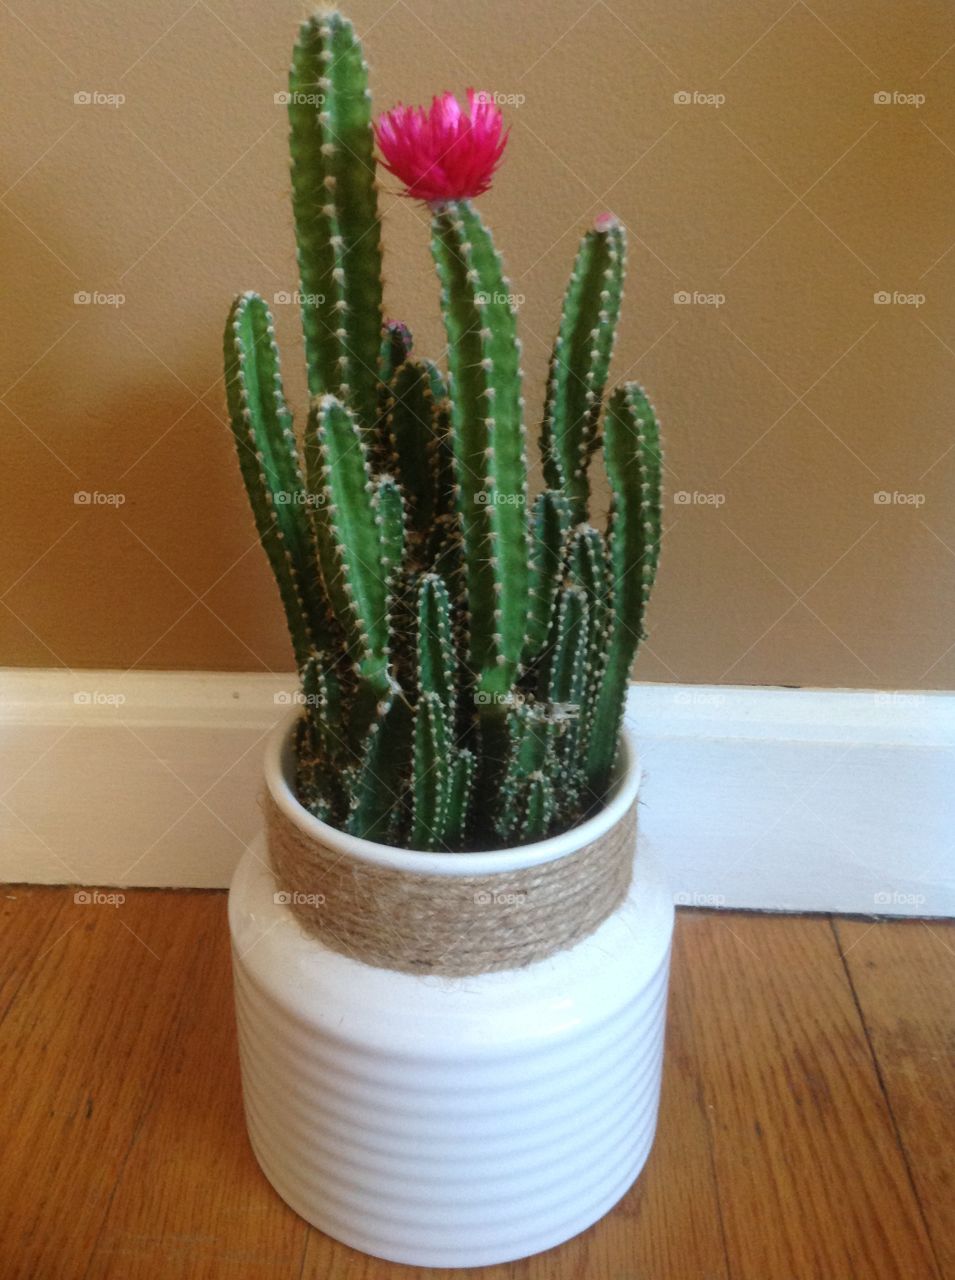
[374,90,509,204]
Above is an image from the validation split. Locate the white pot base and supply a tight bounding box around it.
[229,834,673,1268]
[248,1116,658,1267]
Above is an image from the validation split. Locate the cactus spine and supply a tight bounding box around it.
[223,13,663,851]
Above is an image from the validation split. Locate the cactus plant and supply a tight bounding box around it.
[223,12,663,851]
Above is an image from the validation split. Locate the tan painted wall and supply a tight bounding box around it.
[2,0,953,685]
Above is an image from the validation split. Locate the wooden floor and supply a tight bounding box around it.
[1,889,952,1280]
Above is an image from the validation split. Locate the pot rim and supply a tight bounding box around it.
[265,708,641,877]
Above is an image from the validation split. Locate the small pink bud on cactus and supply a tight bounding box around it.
[374,89,509,204]
[593,212,620,233]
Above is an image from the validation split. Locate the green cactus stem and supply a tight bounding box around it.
[373,320,414,463]
[544,586,590,822]
[345,694,412,840]
[444,747,475,847]
[519,773,556,843]
[417,573,457,730]
[385,361,442,538]
[411,691,449,849]
[289,14,382,431]
[585,383,662,794]
[546,586,589,721]
[305,395,393,703]
[566,524,611,757]
[223,292,333,669]
[542,216,626,521]
[495,703,557,843]
[523,489,571,664]
[378,320,413,389]
[431,200,529,704]
[374,474,405,596]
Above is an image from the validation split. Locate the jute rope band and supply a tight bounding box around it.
[266,793,637,977]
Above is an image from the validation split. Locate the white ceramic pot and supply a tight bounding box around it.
[229,713,673,1269]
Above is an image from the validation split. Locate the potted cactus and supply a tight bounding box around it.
[226,11,673,1269]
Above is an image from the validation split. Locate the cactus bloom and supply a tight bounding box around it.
[374,90,508,204]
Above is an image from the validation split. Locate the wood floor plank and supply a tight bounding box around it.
[299,915,729,1279]
[675,911,940,1280]
[0,888,224,1280]
[0,884,69,1023]
[85,894,308,1279]
[835,917,955,1279]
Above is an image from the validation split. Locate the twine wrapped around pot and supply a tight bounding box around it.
[266,794,637,977]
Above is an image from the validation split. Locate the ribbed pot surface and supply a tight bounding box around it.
[229,835,673,1268]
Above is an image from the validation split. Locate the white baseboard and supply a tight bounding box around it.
[1,670,952,917]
